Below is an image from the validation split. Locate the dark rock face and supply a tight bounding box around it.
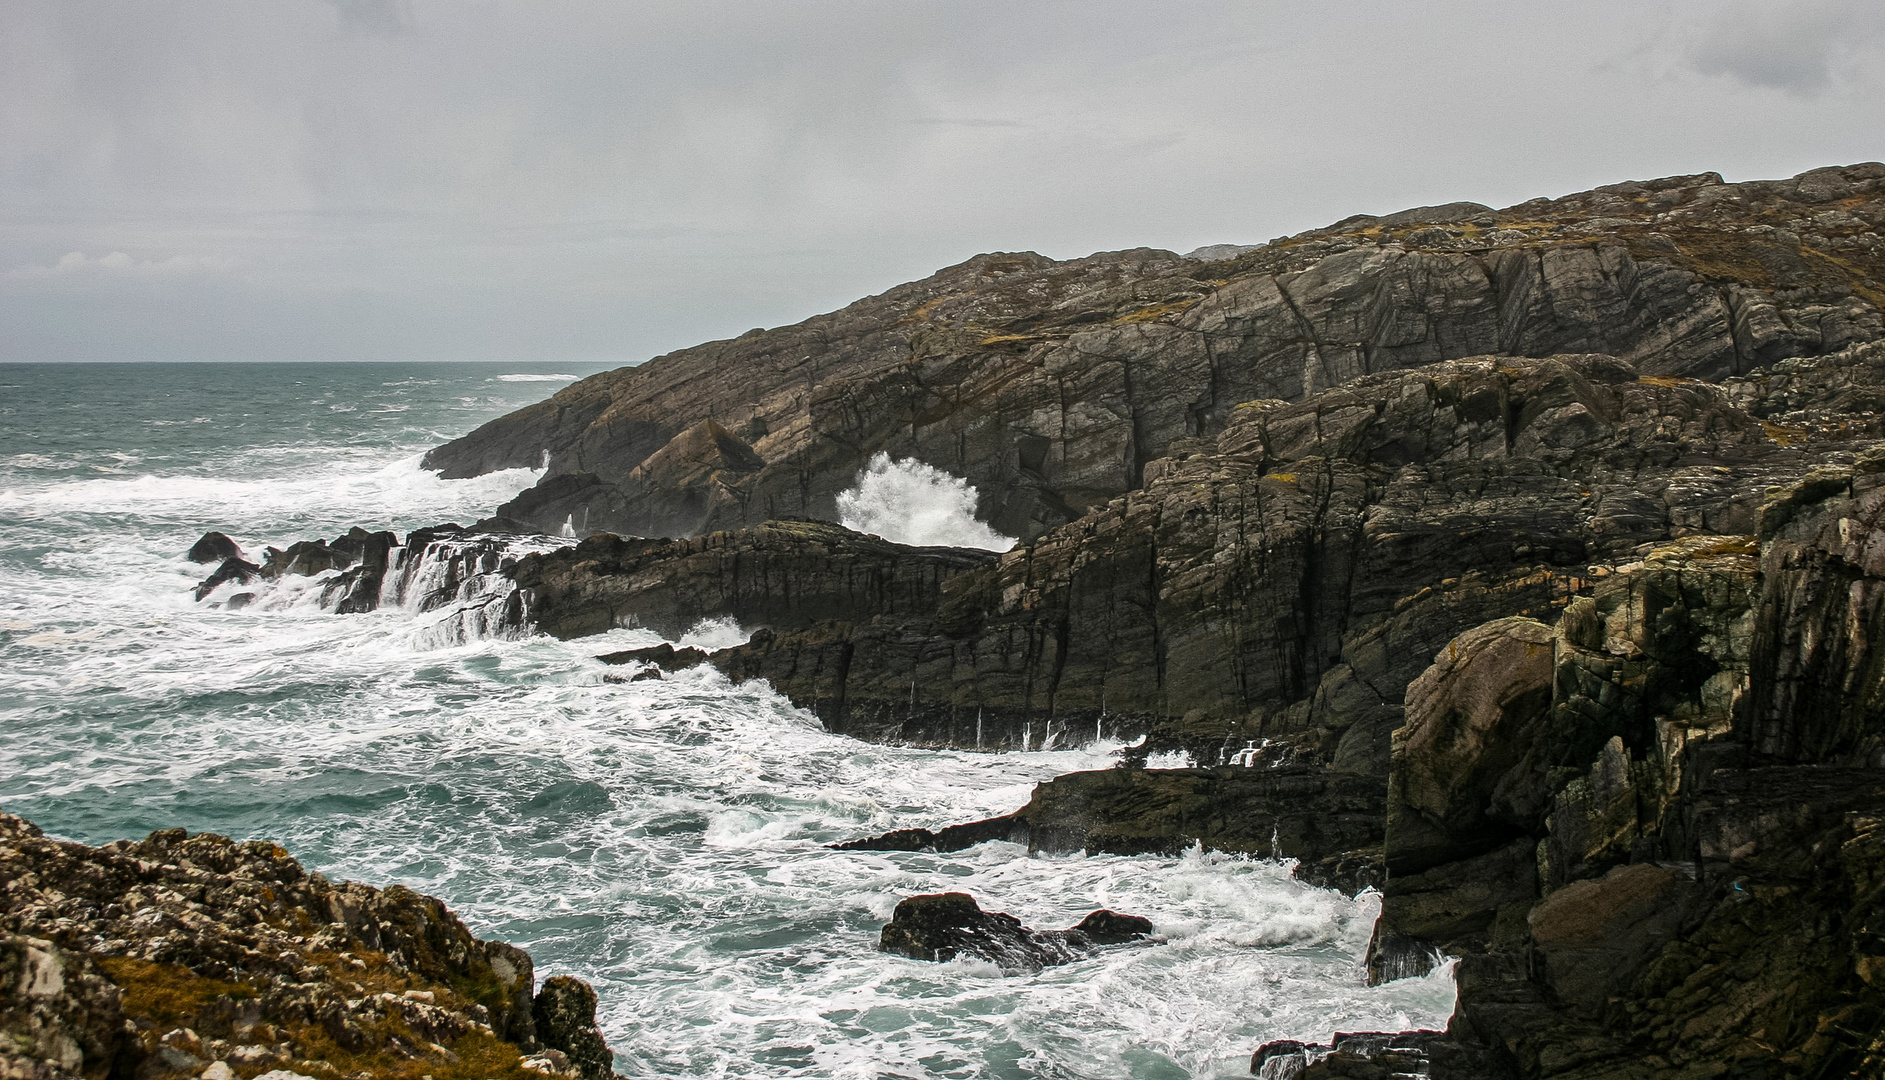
[596,642,710,672]
[1251,1031,1515,1080]
[1016,765,1387,892]
[191,556,261,602]
[428,164,1885,544]
[877,892,1151,973]
[828,814,1025,854]
[508,520,994,642]
[187,531,242,564]
[711,346,1883,755]
[0,811,617,1080]
[1355,464,1885,1077]
[533,976,614,1080]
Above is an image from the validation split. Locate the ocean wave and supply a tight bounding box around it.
[493,373,580,382]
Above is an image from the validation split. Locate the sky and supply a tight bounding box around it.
[2,0,1882,364]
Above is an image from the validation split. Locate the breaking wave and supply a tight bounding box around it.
[837,453,1017,552]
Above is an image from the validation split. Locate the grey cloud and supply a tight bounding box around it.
[2,1,1883,363]
[326,0,410,35]
[1687,0,1885,94]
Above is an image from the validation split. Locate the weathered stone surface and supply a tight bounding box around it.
[192,556,262,602]
[0,934,128,1080]
[0,811,620,1080]
[1012,765,1385,882]
[876,892,1151,973]
[532,976,613,1080]
[429,165,1885,545]
[595,642,710,672]
[1387,618,1555,875]
[1525,862,1694,1014]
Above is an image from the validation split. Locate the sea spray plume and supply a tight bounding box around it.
[836,453,1016,551]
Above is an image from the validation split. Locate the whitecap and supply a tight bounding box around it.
[493,373,580,382]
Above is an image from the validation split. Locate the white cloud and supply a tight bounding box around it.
[9,250,234,279]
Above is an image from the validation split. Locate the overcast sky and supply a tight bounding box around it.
[3,0,1882,364]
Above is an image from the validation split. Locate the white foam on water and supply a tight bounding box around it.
[494,373,581,382]
[837,453,1017,552]
[0,453,541,537]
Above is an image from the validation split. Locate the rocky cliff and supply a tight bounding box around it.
[0,813,618,1080]
[1333,458,1885,1078]
[202,161,1885,1076]
[426,164,1885,543]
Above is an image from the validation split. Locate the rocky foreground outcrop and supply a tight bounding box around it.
[0,813,618,1080]
[426,164,1885,543]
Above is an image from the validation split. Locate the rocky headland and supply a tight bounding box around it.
[193,163,1885,1077]
[0,813,618,1080]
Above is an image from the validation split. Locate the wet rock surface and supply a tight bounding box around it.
[877,892,1152,973]
[0,811,622,1080]
[1251,1031,1512,1080]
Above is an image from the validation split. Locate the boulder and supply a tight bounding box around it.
[877,893,1151,973]
[187,531,242,564]
[258,540,352,580]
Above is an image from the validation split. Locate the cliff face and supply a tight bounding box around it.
[0,814,617,1080]
[1352,460,1885,1078]
[707,343,1885,753]
[426,164,1885,543]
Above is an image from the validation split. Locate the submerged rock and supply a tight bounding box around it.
[595,642,711,672]
[191,556,261,602]
[877,892,1152,973]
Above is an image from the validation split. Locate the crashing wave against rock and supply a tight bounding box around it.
[190,525,575,646]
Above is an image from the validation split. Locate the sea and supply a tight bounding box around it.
[0,361,1454,1079]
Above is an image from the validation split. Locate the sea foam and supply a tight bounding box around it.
[836,453,1016,551]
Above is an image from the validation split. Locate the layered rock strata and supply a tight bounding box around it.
[0,812,619,1080]
[426,164,1885,543]
[1346,462,1885,1077]
[707,344,1885,754]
